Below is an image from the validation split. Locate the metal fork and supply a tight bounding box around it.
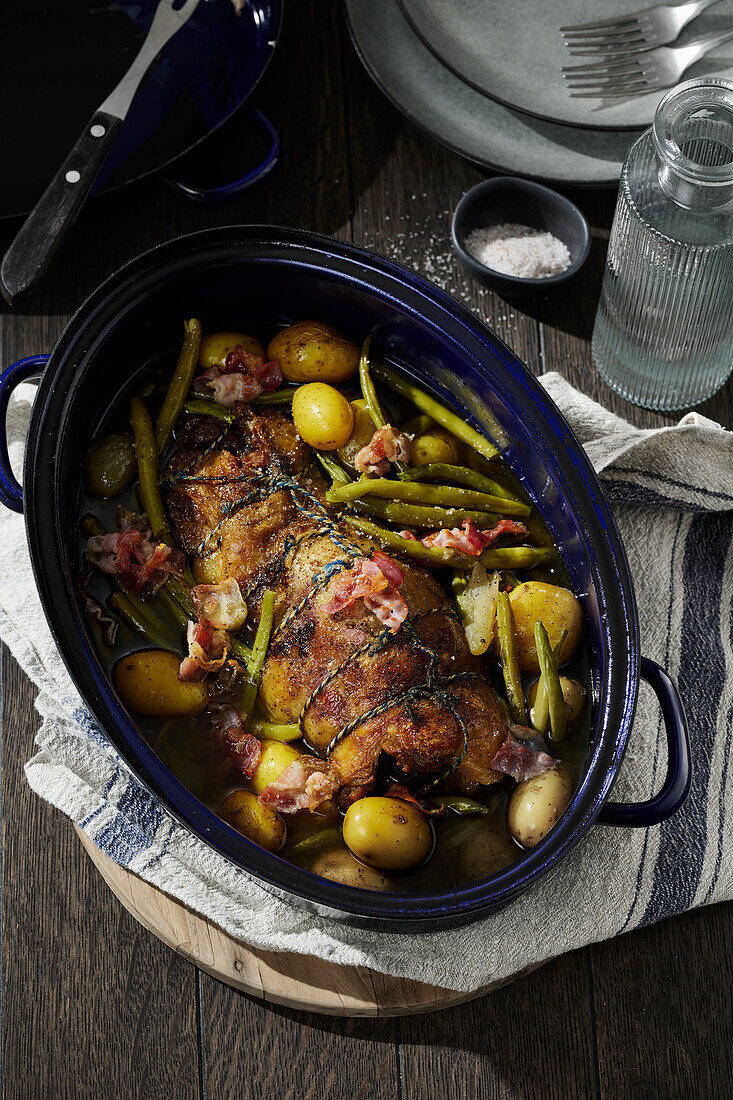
[563,27,733,95]
[1,0,201,303]
[561,0,724,58]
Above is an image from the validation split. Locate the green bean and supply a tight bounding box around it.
[130,397,171,541]
[287,824,342,859]
[246,720,301,742]
[252,389,294,407]
[534,622,567,741]
[155,318,202,454]
[80,514,105,539]
[240,590,275,714]
[480,546,554,570]
[327,477,529,516]
[496,590,527,725]
[315,451,352,485]
[451,571,468,601]
[430,795,495,815]
[358,335,387,430]
[347,496,502,531]
[156,584,189,634]
[371,361,498,461]
[343,516,471,568]
[163,574,196,619]
[531,628,567,735]
[399,413,434,436]
[399,463,522,502]
[109,592,177,651]
[183,398,235,424]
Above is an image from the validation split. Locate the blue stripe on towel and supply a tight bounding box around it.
[639,512,730,925]
[614,467,733,507]
[621,514,684,932]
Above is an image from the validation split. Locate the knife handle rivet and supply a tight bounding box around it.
[65,170,81,184]
[90,124,106,138]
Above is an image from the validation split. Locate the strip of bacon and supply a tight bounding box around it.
[195,344,282,409]
[192,577,248,632]
[385,783,446,817]
[322,556,408,632]
[258,757,339,814]
[489,727,558,783]
[419,518,527,556]
[179,618,230,682]
[207,704,261,776]
[87,524,184,594]
[355,424,411,477]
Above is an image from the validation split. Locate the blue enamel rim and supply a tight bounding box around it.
[14,226,666,928]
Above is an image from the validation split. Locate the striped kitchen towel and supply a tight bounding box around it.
[1,372,730,993]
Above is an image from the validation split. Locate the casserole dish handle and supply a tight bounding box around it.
[164,108,280,207]
[0,354,49,513]
[599,657,691,827]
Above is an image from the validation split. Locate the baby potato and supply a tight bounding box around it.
[222,789,286,853]
[507,765,573,849]
[250,740,302,795]
[198,331,266,369]
[192,550,225,585]
[84,432,136,498]
[498,581,583,673]
[311,847,392,890]
[528,676,586,724]
[343,797,433,872]
[336,399,377,469]
[292,383,354,450]
[267,320,359,383]
[411,427,461,467]
[114,650,208,717]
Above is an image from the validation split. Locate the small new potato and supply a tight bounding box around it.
[336,399,376,469]
[311,847,392,890]
[198,331,266,369]
[292,383,354,450]
[250,740,302,794]
[114,650,208,717]
[528,676,586,724]
[411,427,461,466]
[507,766,573,849]
[267,320,359,383]
[342,797,433,872]
[497,581,583,673]
[222,789,286,852]
[84,432,136,498]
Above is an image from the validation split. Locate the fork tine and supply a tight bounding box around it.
[569,79,654,96]
[560,15,640,32]
[563,56,646,75]
[562,28,650,45]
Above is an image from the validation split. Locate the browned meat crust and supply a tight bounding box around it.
[167,406,508,803]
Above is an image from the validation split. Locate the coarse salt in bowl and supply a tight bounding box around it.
[451,178,591,298]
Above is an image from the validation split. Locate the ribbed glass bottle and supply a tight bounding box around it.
[592,79,733,411]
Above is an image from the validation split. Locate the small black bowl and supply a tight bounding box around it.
[451,177,591,298]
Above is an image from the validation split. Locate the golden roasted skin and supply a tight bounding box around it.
[168,407,508,803]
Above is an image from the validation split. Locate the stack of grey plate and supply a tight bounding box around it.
[345,0,733,186]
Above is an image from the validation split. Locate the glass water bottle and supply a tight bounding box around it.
[592,78,733,411]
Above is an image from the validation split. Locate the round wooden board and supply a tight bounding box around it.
[75,825,529,1016]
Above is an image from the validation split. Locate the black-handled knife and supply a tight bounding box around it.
[1,0,201,305]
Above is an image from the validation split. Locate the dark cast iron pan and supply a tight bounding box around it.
[0,227,690,929]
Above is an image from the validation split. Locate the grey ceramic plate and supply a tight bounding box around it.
[345,0,639,186]
[399,0,733,130]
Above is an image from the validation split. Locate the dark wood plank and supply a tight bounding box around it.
[201,982,397,1100]
[399,953,598,1100]
[1,649,200,1099]
[591,903,733,1099]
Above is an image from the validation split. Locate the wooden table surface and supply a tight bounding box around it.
[2,3,731,1097]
